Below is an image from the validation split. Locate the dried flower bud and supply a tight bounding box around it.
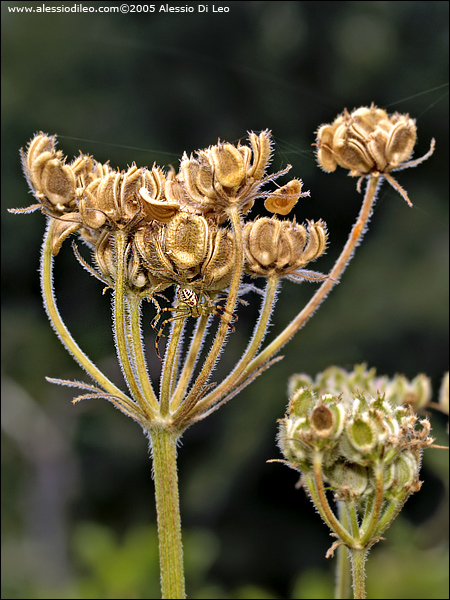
[264,179,310,215]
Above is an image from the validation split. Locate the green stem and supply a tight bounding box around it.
[349,548,368,599]
[188,275,279,420]
[150,427,185,599]
[305,452,356,547]
[160,316,185,416]
[360,463,385,546]
[243,175,380,378]
[113,231,151,408]
[127,295,160,412]
[41,219,130,401]
[170,313,211,411]
[335,502,352,599]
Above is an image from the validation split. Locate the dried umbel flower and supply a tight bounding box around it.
[243,217,328,281]
[315,104,435,205]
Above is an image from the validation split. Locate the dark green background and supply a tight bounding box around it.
[2,1,448,598]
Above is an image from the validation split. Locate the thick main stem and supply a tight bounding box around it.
[350,548,367,599]
[150,427,185,599]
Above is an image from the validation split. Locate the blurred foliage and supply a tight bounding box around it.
[1,1,448,599]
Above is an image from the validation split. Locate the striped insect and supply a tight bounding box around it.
[151,286,235,360]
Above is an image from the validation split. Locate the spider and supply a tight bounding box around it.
[151,287,236,360]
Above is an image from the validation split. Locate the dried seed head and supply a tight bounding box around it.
[243,217,328,280]
[19,132,81,216]
[264,179,310,215]
[315,104,420,177]
[175,130,286,219]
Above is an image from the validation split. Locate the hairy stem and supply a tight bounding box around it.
[160,316,185,416]
[243,174,380,379]
[150,427,185,599]
[113,231,151,409]
[335,502,352,600]
[41,219,130,401]
[127,295,160,412]
[189,275,279,419]
[350,548,367,599]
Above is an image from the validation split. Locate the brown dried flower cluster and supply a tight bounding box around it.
[18,130,327,302]
[315,104,435,206]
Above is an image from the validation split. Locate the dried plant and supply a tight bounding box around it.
[10,105,437,599]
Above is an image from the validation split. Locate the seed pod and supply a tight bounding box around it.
[201,228,236,291]
[288,387,316,418]
[247,130,273,180]
[134,224,176,282]
[40,159,77,211]
[243,217,327,279]
[264,179,309,215]
[210,142,247,188]
[50,213,82,256]
[165,212,209,270]
[140,187,179,223]
[324,460,371,500]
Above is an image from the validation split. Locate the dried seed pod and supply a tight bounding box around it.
[174,129,289,219]
[247,130,273,180]
[21,133,60,193]
[79,166,146,231]
[201,228,236,291]
[18,132,82,216]
[50,213,82,256]
[140,187,180,223]
[134,224,177,282]
[40,159,77,211]
[244,217,282,270]
[209,143,246,188]
[165,212,209,270]
[264,179,310,215]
